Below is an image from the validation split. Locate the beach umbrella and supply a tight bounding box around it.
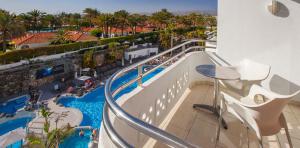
[123,41,130,45]
[136,38,142,41]
[0,128,26,147]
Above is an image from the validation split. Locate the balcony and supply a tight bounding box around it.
[99,39,300,148]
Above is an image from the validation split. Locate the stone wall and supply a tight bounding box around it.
[0,65,30,102]
[0,49,109,103]
[0,53,82,103]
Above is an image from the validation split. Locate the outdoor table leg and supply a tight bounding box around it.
[192,79,228,129]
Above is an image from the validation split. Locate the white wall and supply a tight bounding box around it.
[124,48,158,60]
[17,42,50,49]
[217,0,300,100]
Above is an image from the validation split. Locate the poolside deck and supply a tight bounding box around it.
[28,98,82,135]
[154,84,300,148]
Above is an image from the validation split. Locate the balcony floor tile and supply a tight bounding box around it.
[154,84,300,148]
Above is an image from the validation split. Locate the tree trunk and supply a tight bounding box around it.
[109,26,112,38]
[2,31,7,52]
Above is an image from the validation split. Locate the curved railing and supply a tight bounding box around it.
[103,39,217,148]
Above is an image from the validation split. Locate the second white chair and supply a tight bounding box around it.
[216,84,300,148]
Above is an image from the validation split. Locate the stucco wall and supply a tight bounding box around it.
[99,52,215,147]
[17,42,51,49]
[217,0,300,100]
[124,48,158,60]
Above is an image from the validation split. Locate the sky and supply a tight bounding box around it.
[0,0,217,14]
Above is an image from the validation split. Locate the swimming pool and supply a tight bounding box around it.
[0,117,33,136]
[58,67,163,147]
[0,96,28,115]
[59,129,92,148]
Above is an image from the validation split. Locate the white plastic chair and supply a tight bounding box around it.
[216,84,300,148]
[220,59,271,96]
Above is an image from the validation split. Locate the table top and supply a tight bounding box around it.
[196,64,240,80]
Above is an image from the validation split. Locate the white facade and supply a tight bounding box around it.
[16,42,51,49]
[124,47,158,61]
[217,0,300,101]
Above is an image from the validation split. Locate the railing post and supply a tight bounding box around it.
[138,65,143,86]
[182,44,186,55]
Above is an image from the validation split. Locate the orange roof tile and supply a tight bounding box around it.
[12,32,56,45]
[65,31,98,42]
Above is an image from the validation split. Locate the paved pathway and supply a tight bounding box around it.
[28,98,83,135]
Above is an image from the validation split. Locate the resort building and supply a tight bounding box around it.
[12,31,98,49]
[1,1,300,148]
[124,43,158,61]
[12,32,56,49]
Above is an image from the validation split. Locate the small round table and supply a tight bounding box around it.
[193,64,240,129]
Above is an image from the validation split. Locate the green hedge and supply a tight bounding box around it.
[99,32,159,45]
[0,41,98,64]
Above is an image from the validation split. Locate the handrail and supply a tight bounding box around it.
[103,39,217,148]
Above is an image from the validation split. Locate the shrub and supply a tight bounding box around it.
[0,41,98,64]
[99,32,159,45]
[90,29,103,37]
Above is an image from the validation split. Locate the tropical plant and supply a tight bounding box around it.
[90,28,103,37]
[93,13,115,38]
[26,109,74,148]
[83,49,96,68]
[0,9,25,52]
[150,9,173,30]
[128,14,146,35]
[159,23,175,49]
[51,30,72,45]
[106,42,121,63]
[68,13,82,30]
[114,10,129,36]
[17,13,32,31]
[40,108,53,133]
[206,16,217,31]
[27,9,46,32]
[43,14,61,32]
[83,8,99,27]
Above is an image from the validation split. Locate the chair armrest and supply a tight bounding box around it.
[248,85,296,100]
[221,93,261,137]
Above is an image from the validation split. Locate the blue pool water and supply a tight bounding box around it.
[58,67,163,147]
[0,117,33,136]
[59,129,92,148]
[0,96,28,114]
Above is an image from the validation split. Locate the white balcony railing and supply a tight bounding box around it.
[100,39,220,148]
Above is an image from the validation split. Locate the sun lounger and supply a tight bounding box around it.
[0,113,6,118]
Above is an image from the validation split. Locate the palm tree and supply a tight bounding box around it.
[27,108,74,148]
[83,8,99,27]
[159,23,174,50]
[150,9,173,30]
[128,14,145,35]
[69,13,82,30]
[17,13,32,31]
[175,15,192,27]
[206,16,217,31]
[51,29,71,45]
[128,14,139,35]
[43,14,62,32]
[114,10,129,36]
[27,9,46,32]
[93,13,115,38]
[0,9,25,52]
[40,107,53,133]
